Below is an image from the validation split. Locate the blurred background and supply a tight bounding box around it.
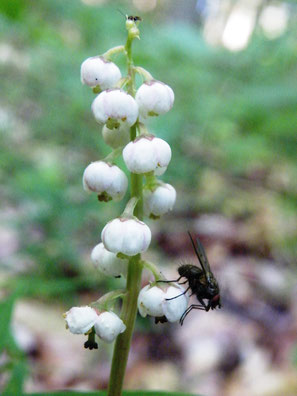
[0,0,297,395]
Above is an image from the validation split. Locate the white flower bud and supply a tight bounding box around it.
[83,161,128,202]
[102,124,130,149]
[162,285,189,323]
[94,311,126,343]
[137,283,189,323]
[64,306,98,334]
[137,285,165,318]
[123,135,171,174]
[135,80,174,119]
[91,242,128,277]
[92,89,138,127]
[80,56,121,89]
[101,217,151,256]
[144,183,176,217]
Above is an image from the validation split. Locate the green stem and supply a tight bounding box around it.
[133,66,153,82]
[144,171,159,191]
[141,260,162,281]
[138,122,149,136]
[91,289,126,311]
[103,45,125,60]
[107,26,143,396]
[107,254,142,396]
[103,147,123,164]
[121,196,139,218]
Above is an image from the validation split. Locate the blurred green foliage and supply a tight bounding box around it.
[0,0,296,393]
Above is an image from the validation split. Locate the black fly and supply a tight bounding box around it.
[158,232,222,325]
[118,10,142,23]
[127,15,142,22]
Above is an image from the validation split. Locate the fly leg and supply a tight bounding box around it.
[156,276,184,283]
[157,277,189,288]
[165,286,191,301]
[197,296,209,311]
[179,304,205,326]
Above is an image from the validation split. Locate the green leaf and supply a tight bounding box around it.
[23,391,199,396]
[3,359,27,396]
[0,293,16,351]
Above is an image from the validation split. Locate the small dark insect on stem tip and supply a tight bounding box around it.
[128,16,142,22]
[117,9,142,22]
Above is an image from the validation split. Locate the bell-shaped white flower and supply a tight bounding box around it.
[144,183,176,217]
[94,311,126,343]
[80,56,121,89]
[64,306,98,334]
[101,217,151,256]
[92,89,138,127]
[162,285,189,323]
[102,124,130,149]
[137,285,165,318]
[83,161,128,202]
[135,80,174,119]
[137,284,189,323]
[91,242,128,277]
[123,135,171,174]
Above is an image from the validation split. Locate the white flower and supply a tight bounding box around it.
[135,80,174,119]
[102,124,130,149]
[80,56,121,89]
[101,217,151,256]
[137,285,165,317]
[138,284,189,323]
[83,161,128,202]
[92,89,138,127]
[64,306,98,334]
[144,183,176,217]
[91,242,128,277]
[123,135,171,174]
[94,311,126,343]
[162,285,189,323]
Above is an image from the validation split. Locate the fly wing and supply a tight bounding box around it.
[188,232,211,276]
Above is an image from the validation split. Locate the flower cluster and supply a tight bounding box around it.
[65,18,186,351]
[64,306,126,347]
[80,38,176,258]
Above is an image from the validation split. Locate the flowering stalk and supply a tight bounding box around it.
[107,23,143,396]
[66,15,180,396]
